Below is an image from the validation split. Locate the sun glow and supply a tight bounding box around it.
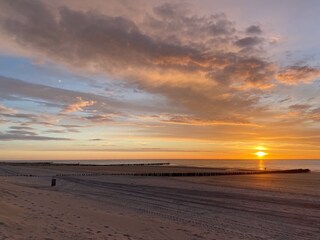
[255,146,267,151]
[255,151,267,157]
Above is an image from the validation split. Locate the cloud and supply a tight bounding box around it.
[84,114,114,123]
[0,132,71,141]
[0,104,16,114]
[0,76,116,112]
[289,104,311,111]
[43,126,80,134]
[273,103,320,126]
[7,130,37,136]
[0,0,318,132]
[146,4,236,43]
[288,104,320,122]
[278,97,291,103]
[0,0,278,123]
[234,37,263,48]
[44,129,68,134]
[310,107,320,122]
[268,35,282,45]
[0,106,75,140]
[61,97,96,113]
[51,147,214,152]
[162,115,260,127]
[9,126,34,131]
[275,66,320,85]
[0,97,84,134]
[1,111,41,122]
[246,25,262,35]
[0,76,171,117]
[0,103,60,128]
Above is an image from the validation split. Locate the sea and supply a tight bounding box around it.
[5,159,320,172]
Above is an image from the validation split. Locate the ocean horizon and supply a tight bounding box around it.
[2,159,320,172]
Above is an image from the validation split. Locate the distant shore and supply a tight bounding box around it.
[0,161,170,167]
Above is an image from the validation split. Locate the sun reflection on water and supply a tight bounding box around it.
[258,159,265,171]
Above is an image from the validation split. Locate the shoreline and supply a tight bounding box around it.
[0,163,311,177]
[0,161,171,167]
[1,159,319,172]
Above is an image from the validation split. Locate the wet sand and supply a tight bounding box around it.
[0,164,320,240]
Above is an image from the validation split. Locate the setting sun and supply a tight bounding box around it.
[255,151,268,157]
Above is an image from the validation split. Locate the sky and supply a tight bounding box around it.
[0,0,319,160]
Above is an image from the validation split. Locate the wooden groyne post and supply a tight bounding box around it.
[51,178,56,187]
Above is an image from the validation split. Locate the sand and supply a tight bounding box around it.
[1,164,320,240]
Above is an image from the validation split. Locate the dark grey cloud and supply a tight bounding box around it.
[207,55,274,86]
[278,97,291,103]
[44,129,68,134]
[246,25,262,35]
[9,126,34,131]
[0,133,71,141]
[0,112,39,121]
[234,36,263,48]
[0,121,72,141]
[0,0,199,70]
[7,130,37,136]
[161,114,256,126]
[84,114,114,123]
[289,104,311,111]
[60,124,83,129]
[54,147,213,152]
[150,3,236,40]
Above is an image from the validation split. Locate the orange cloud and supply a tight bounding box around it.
[275,66,320,85]
[161,115,261,127]
[0,104,16,114]
[61,97,96,113]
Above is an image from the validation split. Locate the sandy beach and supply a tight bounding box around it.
[1,164,320,240]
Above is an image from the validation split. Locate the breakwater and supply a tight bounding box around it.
[111,168,311,177]
[0,168,311,178]
[55,168,310,177]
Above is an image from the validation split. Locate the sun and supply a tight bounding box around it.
[255,151,268,157]
[253,146,268,158]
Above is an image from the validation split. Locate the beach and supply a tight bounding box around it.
[1,164,320,240]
